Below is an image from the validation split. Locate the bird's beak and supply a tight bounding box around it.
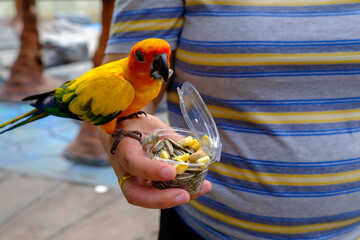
[151,53,172,83]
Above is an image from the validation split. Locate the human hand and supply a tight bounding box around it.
[98,114,212,209]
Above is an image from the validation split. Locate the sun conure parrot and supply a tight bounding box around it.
[0,38,172,154]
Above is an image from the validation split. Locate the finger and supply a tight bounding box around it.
[190,180,212,200]
[116,138,176,181]
[122,177,190,209]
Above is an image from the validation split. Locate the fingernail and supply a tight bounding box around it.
[202,184,211,193]
[175,193,189,205]
[161,167,175,179]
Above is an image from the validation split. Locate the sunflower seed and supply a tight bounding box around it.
[167,138,186,150]
[153,139,164,152]
[174,149,186,156]
[163,139,174,155]
[183,147,195,154]
[175,172,195,180]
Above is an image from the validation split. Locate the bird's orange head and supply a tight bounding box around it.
[126,38,172,86]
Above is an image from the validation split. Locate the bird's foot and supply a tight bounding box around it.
[110,129,142,154]
[117,111,147,122]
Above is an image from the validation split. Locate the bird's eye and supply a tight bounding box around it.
[135,50,145,63]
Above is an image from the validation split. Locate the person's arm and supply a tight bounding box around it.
[98,0,211,209]
[98,54,212,209]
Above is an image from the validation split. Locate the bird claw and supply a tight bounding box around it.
[110,129,142,155]
[117,111,147,122]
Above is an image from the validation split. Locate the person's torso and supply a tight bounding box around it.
[169,1,360,239]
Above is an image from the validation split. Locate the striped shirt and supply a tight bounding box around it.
[106,0,360,239]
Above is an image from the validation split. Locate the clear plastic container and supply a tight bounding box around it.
[142,82,222,195]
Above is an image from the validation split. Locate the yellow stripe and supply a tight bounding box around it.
[167,92,360,124]
[189,200,360,234]
[210,162,360,186]
[209,105,360,124]
[176,48,360,66]
[186,0,359,7]
[110,18,183,34]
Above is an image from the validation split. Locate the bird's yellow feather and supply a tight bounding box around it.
[56,59,135,124]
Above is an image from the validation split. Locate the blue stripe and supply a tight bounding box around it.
[203,95,360,106]
[175,206,233,240]
[179,43,360,54]
[201,91,360,112]
[186,3,360,13]
[176,61,360,75]
[112,7,184,22]
[186,10,360,17]
[168,80,360,106]
[178,201,360,240]
[219,152,360,168]
[186,3,360,17]
[108,33,180,45]
[218,123,360,137]
[168,91,360,111]
[208,171,360,197]
[207,174,360,198]
[178,38,360,54]
[198,195,360,225]
[175,63,360,79]
[218,152,360,174]
[180,38,360,46]
[110,28,181,39]
[215,117,360,137]
[193,221,233,240]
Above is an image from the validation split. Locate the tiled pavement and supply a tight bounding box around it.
[0,170,160,240]
[0,101,119,188]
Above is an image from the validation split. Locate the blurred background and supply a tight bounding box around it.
[0,1,163,239]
